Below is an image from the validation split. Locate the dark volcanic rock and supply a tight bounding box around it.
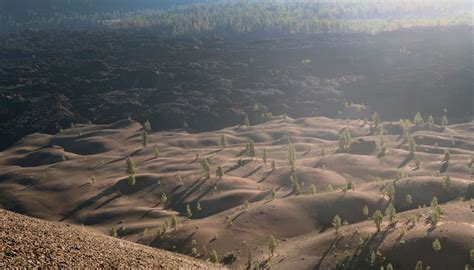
[0,27,472,150]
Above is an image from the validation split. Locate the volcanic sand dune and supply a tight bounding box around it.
[0,116,473,269]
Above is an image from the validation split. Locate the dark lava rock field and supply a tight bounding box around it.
[0,26,472,150]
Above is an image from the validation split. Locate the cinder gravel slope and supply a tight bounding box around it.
[0,209,224,269]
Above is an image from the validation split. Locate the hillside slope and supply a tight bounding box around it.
[0,209,222,269]
[0,115,473,269]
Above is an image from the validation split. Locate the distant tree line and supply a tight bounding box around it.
[0,0,472,35]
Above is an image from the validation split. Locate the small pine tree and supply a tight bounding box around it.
[253,103,259,112]
[142,130,148,147]
[287,141,296,171]
[196,201,202,212]
[201,159,211,179]
[332,215,342,236]
[271,160,276,171]
[171,215,179,229]
[243,115,250,127]
[271,188,276,200]
[415,157,421,170]
[443,150,451,163]
[110,227,117,237]
[327,184,333,192]
[163,220,169,232]
[385,203,397,224]
[431,196,439,209]
[90,174,96,184]
[386,263,393,270]
[262,148,268,165]
[363,205,369,216]
[339,129,353,151]
[370,250,376,266]
[348,181,356,191]
[410,214,417,226]
[408,136,416,154]
[431,210,440,225]
[441,114,448,127]
[432,238,441,252]
[186,204,193,218]
[220,134,227,149]
[405,194,413,205]
[216,165,224,180]
[415,261,424,270]
[384,183,396,201]
[244,200,249,212]
[309,184,317,195]
[153,145,159,158]
[292,180,301,195]
[430,196,442,224]
[372,210,384,232]
[125,157,136,186]
[125,157,136,175]
[372,112,381,128]
[470,249,474,263]
[428,115,434,127]
[414,112,424,126]
[248,141,256,159]
[143,120,152,133]
[340,184,348,193]
[442,175,453,190]
[209,250,219,263]
[268,235,279,257]
[183,120,188,129]
[127,174,136,187]
[161,193,168,208]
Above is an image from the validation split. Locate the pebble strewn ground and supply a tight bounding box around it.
[0,210,224,269]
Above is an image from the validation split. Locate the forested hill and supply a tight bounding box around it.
[0,0,207,33]
[0,0,472,35]
[1,0,205,11]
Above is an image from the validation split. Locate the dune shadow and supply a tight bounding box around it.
[313,158,325,168]
[139,208,155,220]
[166,178,207,211]
[236,148,248,157]
[103,148,143,167]
[313,236,341,270]
[231,211,246,222]
[377,151,385,159]
[226,159,251,173]
[439,161,449,173]
[398,152,414,168]
[204,148,222,156]
[78,182,91,188]
[61,183,119,221]
[61,177,157,221]
[345,227,391,269]
[258,170,273,183]
[242,165,262,178]
[93,194,122,210]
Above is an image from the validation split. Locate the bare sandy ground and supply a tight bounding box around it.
[0,116,473,269]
